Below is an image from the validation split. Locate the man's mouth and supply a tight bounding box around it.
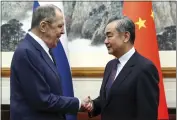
[107,46,111,49]
[57,34,61,39]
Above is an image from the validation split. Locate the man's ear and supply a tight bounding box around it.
[123,31,130,43]
[39,21,47,33]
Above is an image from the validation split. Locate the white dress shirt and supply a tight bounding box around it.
[28,32,54,62]
[114,47,135,80]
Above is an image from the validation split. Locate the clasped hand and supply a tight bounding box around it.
[81,96,93,112]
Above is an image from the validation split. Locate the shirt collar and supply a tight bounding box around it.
[118,47,135,65]
[28,31,49,53]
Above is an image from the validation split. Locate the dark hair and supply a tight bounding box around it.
[31,4,61,29]
[107,16,135,44]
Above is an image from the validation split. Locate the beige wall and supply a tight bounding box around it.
[2,77,176,108]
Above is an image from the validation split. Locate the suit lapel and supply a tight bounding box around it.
[104,52,138,108]
[111,65,133,92]
[41,50,60,79]
[25,34,61,82]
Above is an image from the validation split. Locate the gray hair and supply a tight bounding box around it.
[107,16,135,44]
[31,4,61,29]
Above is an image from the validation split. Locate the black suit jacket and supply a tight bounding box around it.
[10,34,79,120]
[89,52,159,120]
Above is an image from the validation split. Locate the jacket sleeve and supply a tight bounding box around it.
[136,63,159,120]
[12,49,79,114]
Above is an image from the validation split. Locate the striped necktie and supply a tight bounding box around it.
[105,59,119,98]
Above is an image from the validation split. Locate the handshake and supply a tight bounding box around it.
[80,96,93,112]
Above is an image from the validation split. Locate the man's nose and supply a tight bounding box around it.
[61,27,65,34]
[61,30,65,34]
[104,38,108,44]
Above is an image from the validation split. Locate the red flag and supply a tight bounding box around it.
[123,1,169,119]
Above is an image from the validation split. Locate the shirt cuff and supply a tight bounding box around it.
[78,98,81,110]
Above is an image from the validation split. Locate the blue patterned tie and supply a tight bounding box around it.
[105,59,119,98]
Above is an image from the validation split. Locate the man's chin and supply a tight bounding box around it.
[108,49,112,54]
[108,50,112,54]
[51,43,58,48]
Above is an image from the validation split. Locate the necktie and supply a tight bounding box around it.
[49,49,56,66]
[105,59,119,98]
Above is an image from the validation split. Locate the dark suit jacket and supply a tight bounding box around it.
[89,52,159,120]
[10,34,79,120]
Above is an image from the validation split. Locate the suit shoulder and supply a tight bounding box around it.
[106,59,116,66]
[136,53,157,72]
[14,37,37,56]
[12,42,37,63]
[14,46,31,58]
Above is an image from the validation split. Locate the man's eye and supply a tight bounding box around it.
[58,25,63,28]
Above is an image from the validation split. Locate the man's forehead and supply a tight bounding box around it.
[52,17,64,26]
[55,10,64,22]
[55,9,63,17]
[55,19,64,25]
[104,22,117,34]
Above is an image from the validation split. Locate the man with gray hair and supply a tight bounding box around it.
[10,4,87,120]
[83,16,159,120]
